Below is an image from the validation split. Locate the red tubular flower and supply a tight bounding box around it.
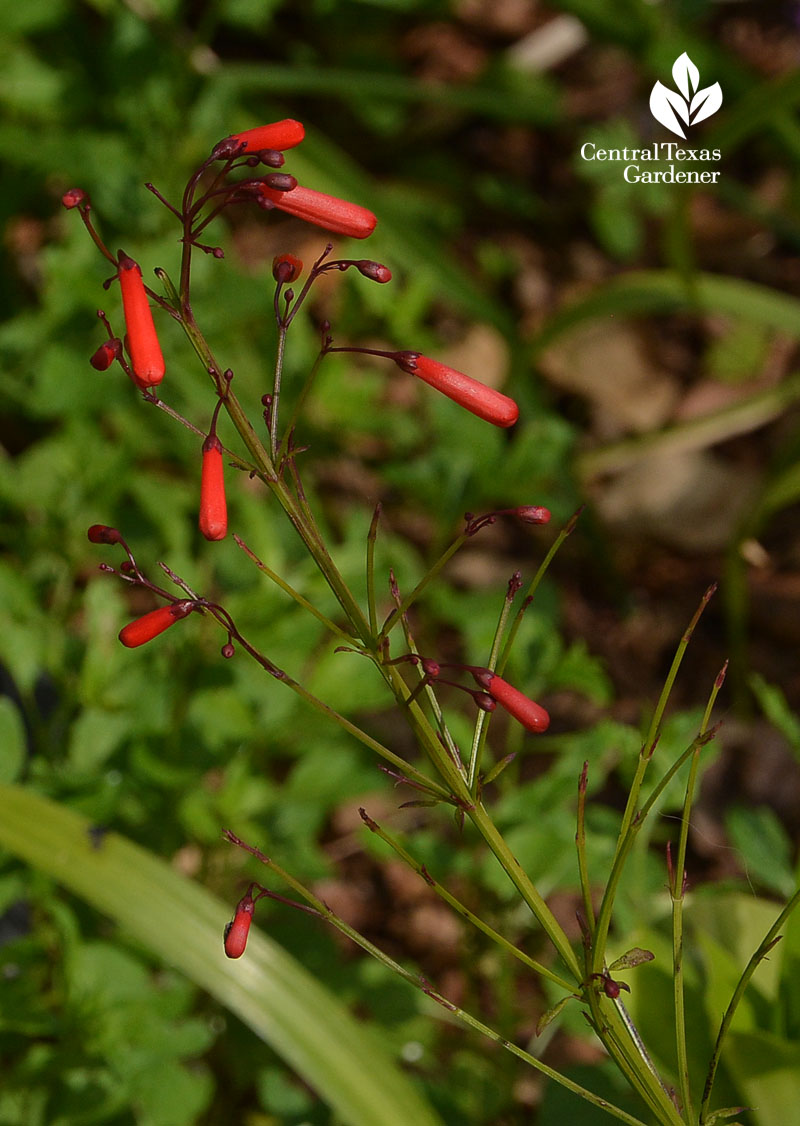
[258,184,377,239]
[472,671,550,733]
[117,254,165,387]
[118,600,194,648]
[394,353,519,428]
[223,891,256,959]
[222,119,305,155]
[199,434,227,542]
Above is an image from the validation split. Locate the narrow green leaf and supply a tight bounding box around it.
[532,271,800,355]
[0,783,443,1126]
[0,699,26,783]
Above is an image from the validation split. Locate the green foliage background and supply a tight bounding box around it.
[2,1,800,1123]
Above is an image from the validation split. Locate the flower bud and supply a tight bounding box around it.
[514,506,551,525]
[272,253,303,283]
[262,173,297,193]
[199,434,227,541]
[87,524,122,544]
[117,253,165,387]
[471,671,549,733]
[62,188,87,210]
[90,340,120,371]
[118,600,194,648]
[258,184,377,239]
[393,353,519,428]
[354,260,392,283]
[224,891,256,959]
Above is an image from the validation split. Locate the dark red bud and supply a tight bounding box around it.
[392,351,420,375]
[272,253,303,283]
[262,173,297,193]
[354,260,392,283]
[87,524,122,544]
[221,642,235,658]
[90,340,120,371]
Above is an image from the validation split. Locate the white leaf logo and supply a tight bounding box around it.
[649,52,722,138]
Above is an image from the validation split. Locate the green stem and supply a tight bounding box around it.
[276,349,327,467]
[270,321,288,459]
[366,504,381,639]
[233,534,357,646]
[593,585,717,972]
[576,762,595,932]
[174,303,374,645]
[671,665,726,1121]
[670,749,700,1123]
[467,802,582,981]
[467,579,518,792]
[378,532,468,642]
[360,810,575,993]
[225,831,651,1126]
[699,887,800,1122]
[497,507,583,672]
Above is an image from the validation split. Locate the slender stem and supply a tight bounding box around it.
[378,532,468,642]
[233,535,357,645]
[270,322,288,459]
[467,802,582,981]
[177,307,375,645]
[360,809,575,992]
[389,585,462,768]
[497,507,583,673]
[76,204,118,266]
[276,348,328,467]
[670,755,699,1123]
[671,665,726,1121]
[467,577,519,792]
[576,762,595,933]
[699,889,800,1122]
[593,585,717,974]
[582,987,683,1125]
[224,830,650,1126]
[366,504,381,639]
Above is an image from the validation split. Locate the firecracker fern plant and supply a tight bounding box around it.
[59,119,800,1125]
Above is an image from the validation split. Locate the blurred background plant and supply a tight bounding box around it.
[2,0,800,1123]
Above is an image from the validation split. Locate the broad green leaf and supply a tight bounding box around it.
[726,1030,800,1126]
[0,783,443,1126]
